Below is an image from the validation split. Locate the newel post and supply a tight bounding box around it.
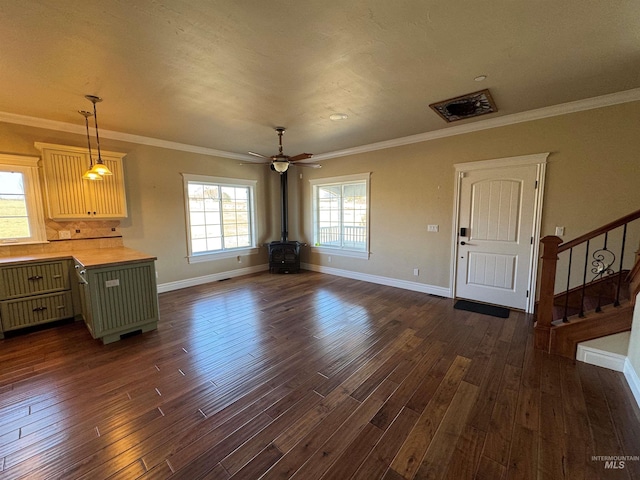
[534,235,563,351]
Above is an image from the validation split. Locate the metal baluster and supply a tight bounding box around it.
[595,232,608,313]
[579,240,590,318]
[563,248,573,322]
[614,223,628,307]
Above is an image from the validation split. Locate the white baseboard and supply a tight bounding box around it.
[157,264,269,293]
[301,262,451,298]
[576,344,626,372]
[158,262,452,297]
[624,358,640,409]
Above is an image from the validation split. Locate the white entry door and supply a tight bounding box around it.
[455,162,541,310]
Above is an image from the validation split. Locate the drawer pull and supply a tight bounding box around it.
[28,275,43,281]
[33,306,48,312]
[56,305,66,309]
[53,275,62,279]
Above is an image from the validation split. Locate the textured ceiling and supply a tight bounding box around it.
[1,1,639,158]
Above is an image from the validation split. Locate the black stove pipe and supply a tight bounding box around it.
[280,170,288,242]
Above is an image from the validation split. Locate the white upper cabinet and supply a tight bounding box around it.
[35,143,127,220]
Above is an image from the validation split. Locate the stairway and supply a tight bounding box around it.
[534,209,640,358]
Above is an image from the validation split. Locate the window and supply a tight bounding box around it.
[182,174,258,263]
[0,154,46,245]
[310,173,370,259]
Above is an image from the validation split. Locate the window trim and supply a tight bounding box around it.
[0,154,47,246]
[309,172,371,260]
[182,173,258,263]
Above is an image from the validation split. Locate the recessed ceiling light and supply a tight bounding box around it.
[329,113,348,121]
[474,75,487,82]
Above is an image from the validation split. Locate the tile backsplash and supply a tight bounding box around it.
[1,218,123,258]
[0,237,124,258]
[46,219,121,241]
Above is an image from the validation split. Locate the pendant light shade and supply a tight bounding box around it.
[89,162,112,176]
[84,95,112,176]
[79,110,103,181]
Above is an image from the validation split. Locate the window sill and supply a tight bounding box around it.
[311,246,370,260]
[187,247,260,264]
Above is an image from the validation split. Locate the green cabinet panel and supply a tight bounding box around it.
[0,291,73,331]
[0,259,73,339]
[0,261,69,300]
[77,260,159,344]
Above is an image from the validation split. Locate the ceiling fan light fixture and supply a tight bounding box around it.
[273,160,289,173]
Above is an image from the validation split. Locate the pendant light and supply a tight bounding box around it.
[84,95,112,176]
[79,110,103,181]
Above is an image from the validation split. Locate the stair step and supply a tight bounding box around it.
[576,331,630,372]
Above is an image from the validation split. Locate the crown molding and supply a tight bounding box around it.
[1,88,639,161]
[312,87,640,161]
[0,111,253,161]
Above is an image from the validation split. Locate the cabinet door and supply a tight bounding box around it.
[38,143,128,220]
[0,260,70,300]
[89,154,128,218]
[0,291,74,331]
[41,148,93,219]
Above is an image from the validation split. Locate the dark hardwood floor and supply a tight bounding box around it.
[1,271,639,479]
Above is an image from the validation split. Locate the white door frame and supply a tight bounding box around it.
[450,153,549,313]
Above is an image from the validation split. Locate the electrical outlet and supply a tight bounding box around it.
[555,226,565,236]
[105,279,120,288]
[413,268,419,276]
[427,224,439,232]
[59,230,71,239]
[328,256,332,263]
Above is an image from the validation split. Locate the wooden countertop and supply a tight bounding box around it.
[0,247,157,268]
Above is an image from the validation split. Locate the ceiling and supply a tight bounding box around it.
[1,1,639,159]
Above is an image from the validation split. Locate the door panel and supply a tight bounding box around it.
[467,252,516,290]
[456,164,538,310]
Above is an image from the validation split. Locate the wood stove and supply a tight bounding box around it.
[268,169,303,273]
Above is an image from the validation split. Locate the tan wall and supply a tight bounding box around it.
[296,101,640,290]
[1,100,639,290]
[0,122,281,284]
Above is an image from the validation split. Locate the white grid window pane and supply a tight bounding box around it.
[0,172,30,239]
[186,180,254,255]
[314,180,368,251]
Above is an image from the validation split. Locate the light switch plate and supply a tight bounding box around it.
[105,279,120,288]
[427,224,439,232]
[555,226,565,236]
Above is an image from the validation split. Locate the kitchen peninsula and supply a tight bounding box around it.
[0,247,159,344]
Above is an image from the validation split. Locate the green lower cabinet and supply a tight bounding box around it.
[0,291,74,332]
[77,260,159,344]
[0,260,74,339]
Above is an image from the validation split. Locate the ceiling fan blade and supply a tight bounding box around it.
[239,162,271,166]
[289,153,313,162]
[291,163,322,168]
[248,151,272,160]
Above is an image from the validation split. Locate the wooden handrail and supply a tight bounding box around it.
[559,208,640,252]
[535,208,640,352]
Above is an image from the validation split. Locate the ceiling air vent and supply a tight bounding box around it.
[429,89,497,122]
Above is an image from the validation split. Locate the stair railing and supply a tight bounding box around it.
[534,208,640,351]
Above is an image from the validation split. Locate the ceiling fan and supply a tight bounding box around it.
[246,127,321,173]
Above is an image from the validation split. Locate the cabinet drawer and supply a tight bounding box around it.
[0,291,74,331]
[0,261,70,300]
